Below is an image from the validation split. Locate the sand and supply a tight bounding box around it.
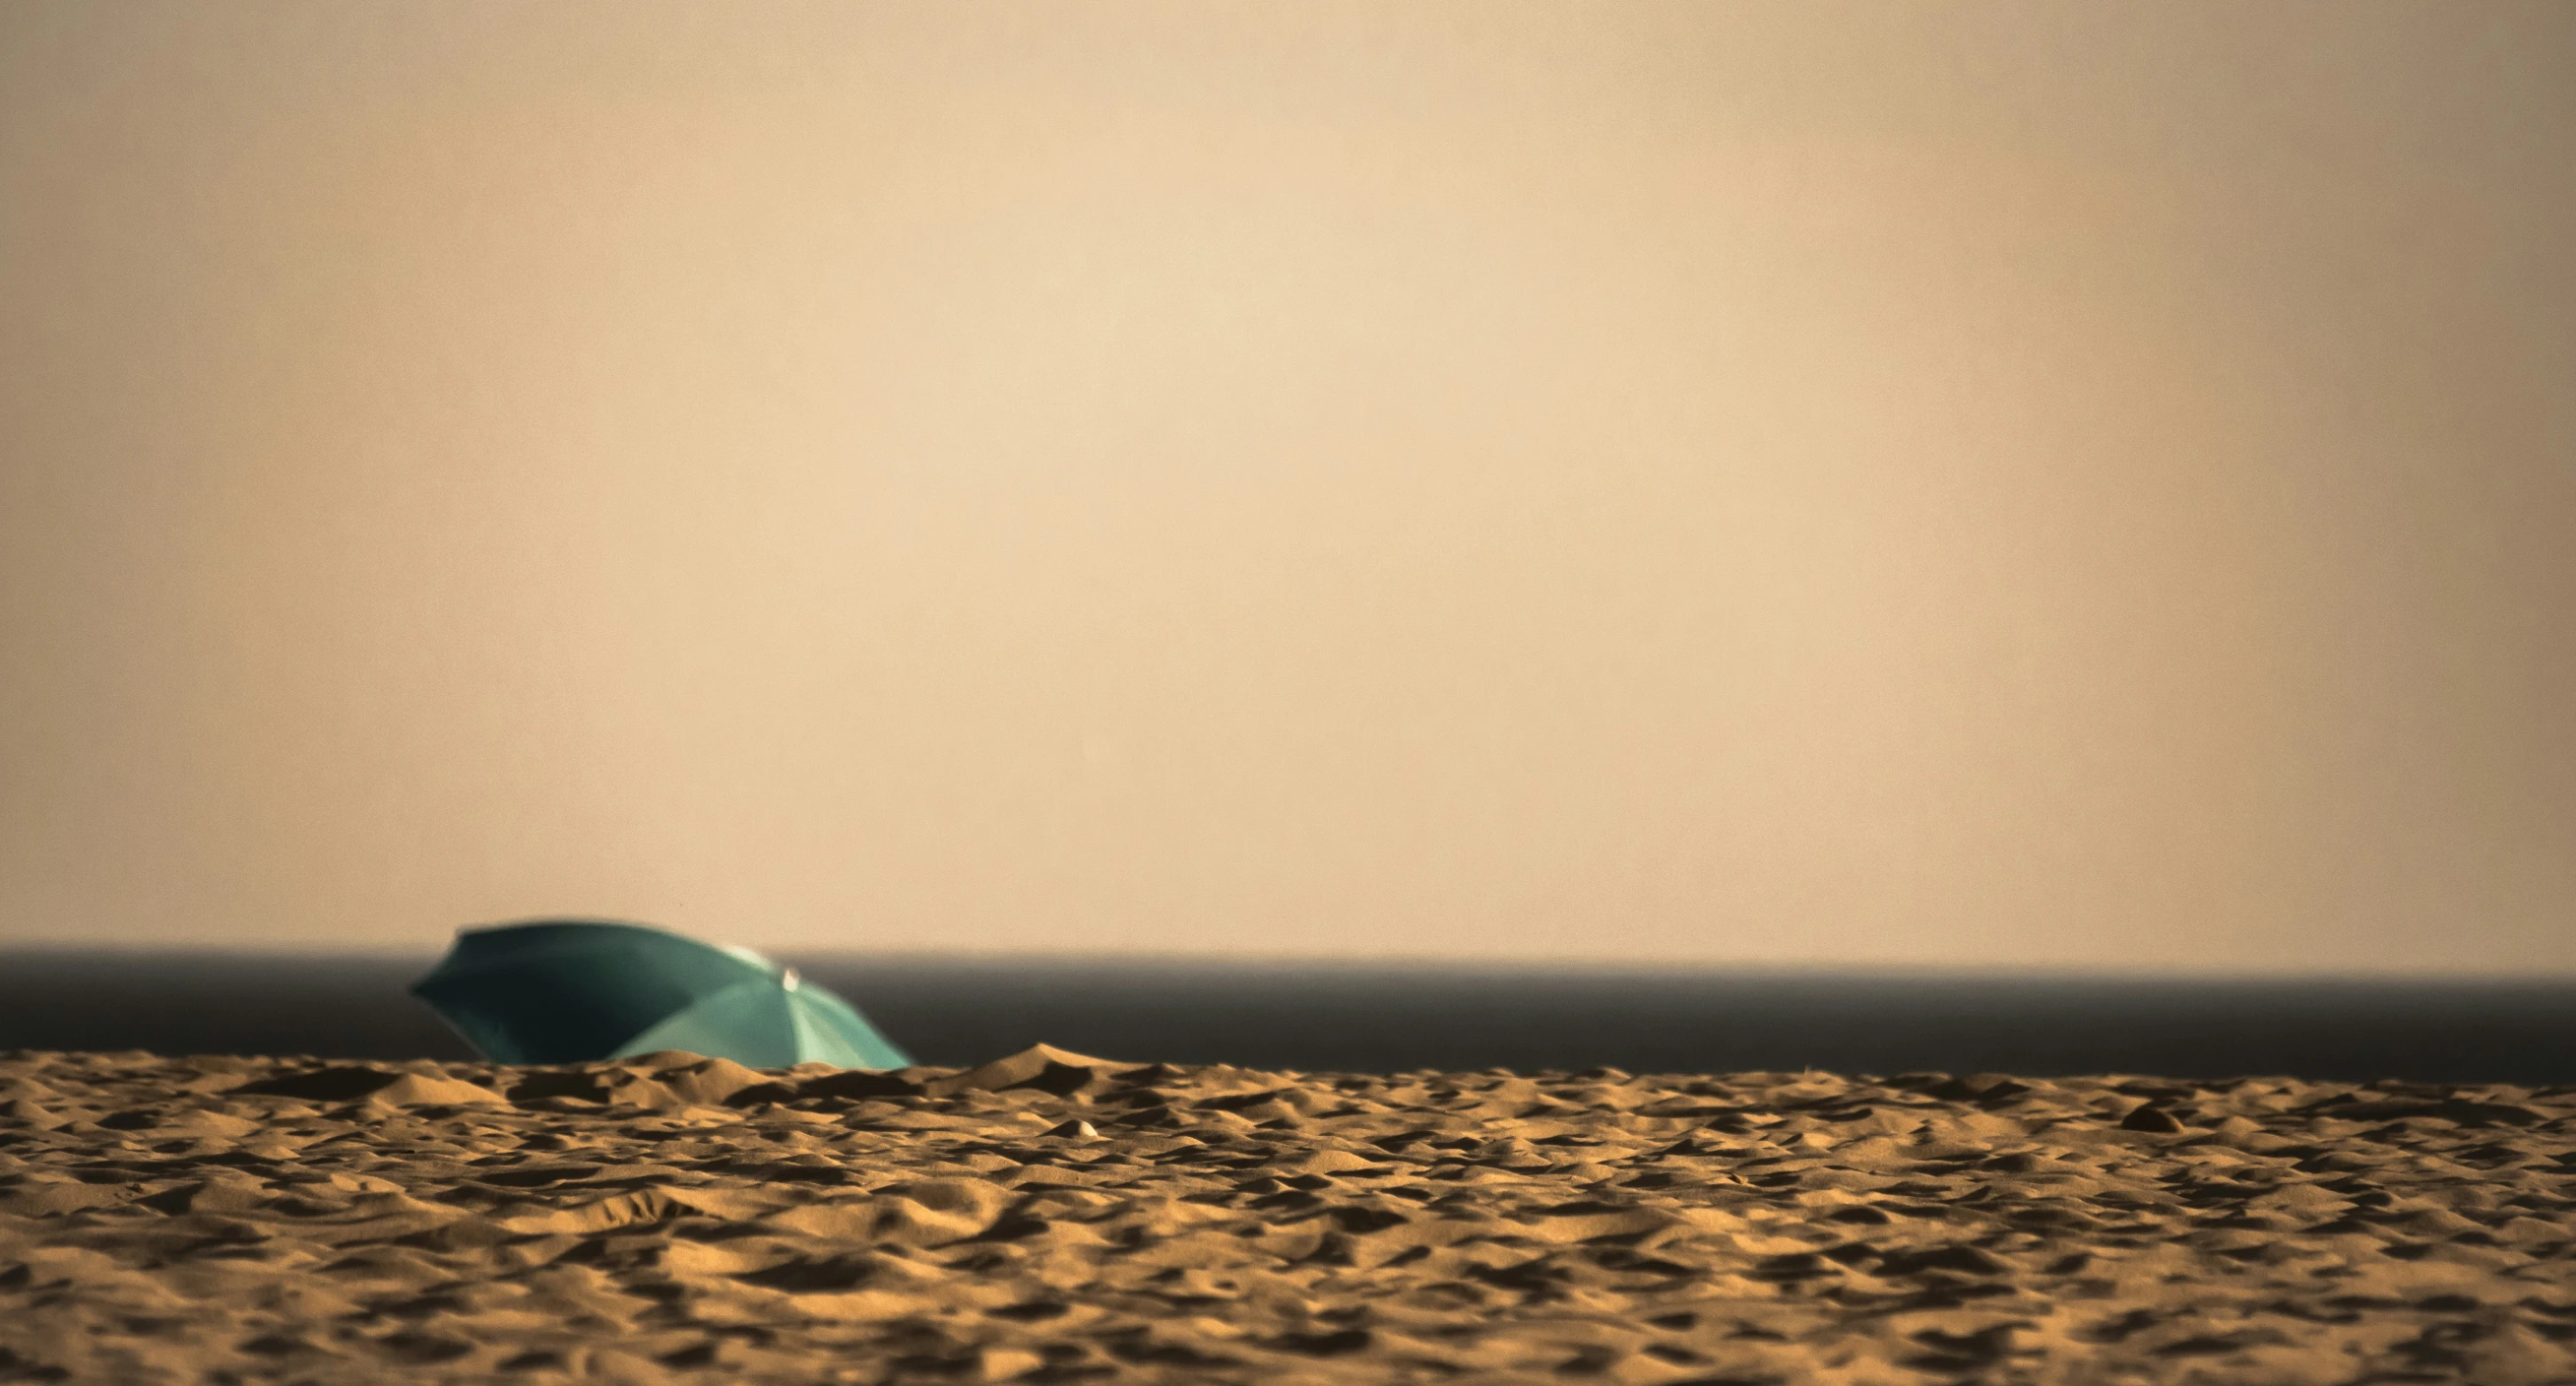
[1,1045,2571,1384]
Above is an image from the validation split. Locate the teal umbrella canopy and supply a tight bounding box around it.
[409,919,911,1069]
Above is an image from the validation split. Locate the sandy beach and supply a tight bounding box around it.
[3,1044,2570,1384]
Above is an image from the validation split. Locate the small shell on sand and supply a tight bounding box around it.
[2,1048,2572,1383]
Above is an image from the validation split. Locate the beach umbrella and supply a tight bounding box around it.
[409,919,911,1069]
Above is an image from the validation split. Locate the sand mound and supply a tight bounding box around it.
[1,1047,2570,1382]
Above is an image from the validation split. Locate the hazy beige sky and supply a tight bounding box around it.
[3,2,2571,974]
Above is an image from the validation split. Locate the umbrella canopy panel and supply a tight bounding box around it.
[409,919,911,1069]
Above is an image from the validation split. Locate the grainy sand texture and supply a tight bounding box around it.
[3,1044,2572,1384]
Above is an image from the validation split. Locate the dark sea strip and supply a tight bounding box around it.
[2,951,2571,1083]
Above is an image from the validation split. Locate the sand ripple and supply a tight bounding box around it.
[2,1045,2572,1382]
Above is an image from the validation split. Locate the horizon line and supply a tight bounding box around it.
[4,942,2572,989]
